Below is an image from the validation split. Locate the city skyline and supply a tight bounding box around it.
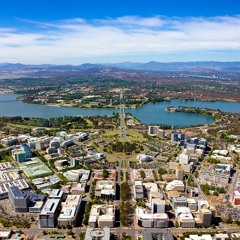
[0,0,240,64]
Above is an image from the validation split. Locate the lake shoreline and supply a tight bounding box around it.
[1,94,240,126]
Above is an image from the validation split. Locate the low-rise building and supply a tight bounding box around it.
[0,162,13,170]
[186,137,207,152]
[231,233,240,240]
[136,154,152,163]
[228,145,240,154]
[49,189,64,200]
[61,139,74,147]
[0,171,21,182]
[175,207,192,218]
[32,175,61,190]
[63,169,90,181]
[0,231,12,239]
[19,157,52,179]
[178,213,195,228]
[185,235,212,240]
[211,155,231,161]
[212,150,229,156]
[71,182,87,194]
[172,197,188,209]
[88,204,115,228]
[85,227,110,240]
[149,190,164,202]
[58,194,82,227]
[166,180,185,192]
[214,234,230,240]
[93,169,117,180]
[95,180,116,200]
[0,179,29,200]
[1,136,18,146]
[232,190,240,205]
[136,207,169,228]
[54,159,69,170]
[131,169,153,181]
[199,164,232,187]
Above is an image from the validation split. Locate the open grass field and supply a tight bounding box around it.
[85,118,94,127]
[103,129,147,142]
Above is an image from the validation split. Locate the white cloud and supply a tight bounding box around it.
[0,15,240,64]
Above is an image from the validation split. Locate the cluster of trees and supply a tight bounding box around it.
[90,179,97,199]
[207,158,221,164]
[121,232,132,240]
[0,217,30,228]
[108,141,142,154]
[140,170,146,179]
[158,167,167,181]
[82,201,92,225]
[220,133,237,143]
[0,150,11,161]
[201,184,225,196]
[102,169,109,179]
[135,201,146,208]
[121,182,130,201]
[120,182,131,227]
[186,175,195,187]
[120,201,131,226]
[79,232,86,240]
[0,116,23,123]
[19,116,88,129]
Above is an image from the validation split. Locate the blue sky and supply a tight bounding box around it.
[0,0,240,64]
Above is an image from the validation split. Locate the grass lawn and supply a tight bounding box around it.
[106,155,118,163]
[103,129,147,142]
[85,118,94,127]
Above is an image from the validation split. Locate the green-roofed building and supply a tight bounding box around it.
[19,157,52,179]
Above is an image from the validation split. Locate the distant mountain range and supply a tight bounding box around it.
[1,61,240,74]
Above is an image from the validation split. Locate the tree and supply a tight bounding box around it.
[103,169,109,179]
[235,220,240,226]
[79,232,85,240]
[226,217,233,224]
[67,230,74,236]
[140,170,146,180]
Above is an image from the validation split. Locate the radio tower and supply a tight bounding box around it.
[119,90,128,142]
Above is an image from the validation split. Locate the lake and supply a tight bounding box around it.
[0,94,240,127]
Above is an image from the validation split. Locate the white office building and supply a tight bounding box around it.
[136,207,169,228]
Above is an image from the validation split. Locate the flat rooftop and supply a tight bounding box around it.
[58,207,77,220]
[40,199,60,215]
[63,194,82,207]
[49,189,63,198]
